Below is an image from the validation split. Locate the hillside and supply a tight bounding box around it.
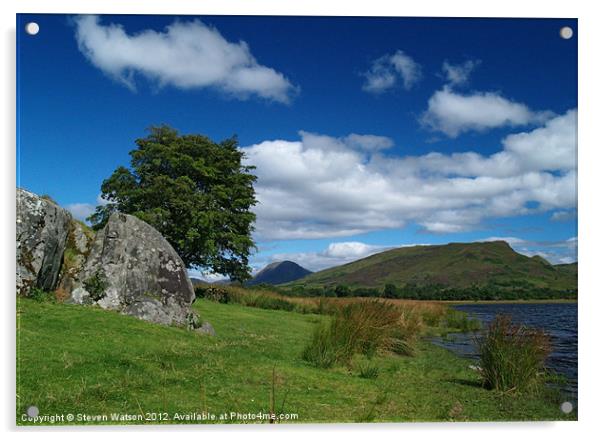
[287,241,577,291]
[247,260,312,286]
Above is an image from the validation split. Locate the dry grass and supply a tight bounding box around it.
[301,300,428,368]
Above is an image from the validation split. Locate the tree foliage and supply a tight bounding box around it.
[89,125,257,281]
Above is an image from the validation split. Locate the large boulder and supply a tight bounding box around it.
[16,188,71,296]
[57,220,95,295]
[70,212,196,326]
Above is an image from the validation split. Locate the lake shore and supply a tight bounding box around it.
[437,299,578,305]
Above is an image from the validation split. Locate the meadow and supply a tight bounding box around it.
[17,290,574,424]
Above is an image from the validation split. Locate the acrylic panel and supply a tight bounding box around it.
[16,14,578,425]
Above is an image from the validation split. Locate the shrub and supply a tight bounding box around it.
[83,271,108,302]
[476,315,551,393]
[53,286,70,302]
[196,287,230,303]
[29,287,54,302]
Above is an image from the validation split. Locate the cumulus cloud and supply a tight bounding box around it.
[187,268,229,283]
[551,210,577,222]
[422,86,555,137]
[343,134,394,152]
[242,109,576,239]
[65,194,112,222]
[362,50,421,93]
[74,15,296,103]
[258,241,393,272]
[442,59,480,87]
[253,235,577,273]
[66,203,95,221]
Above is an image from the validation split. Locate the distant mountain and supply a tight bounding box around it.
[248,261,312,286]
[190,278,208,287]
[286,241,577,291]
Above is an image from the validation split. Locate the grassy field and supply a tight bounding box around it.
[16,298,574,425]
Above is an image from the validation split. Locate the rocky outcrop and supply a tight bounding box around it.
[17,189,205,329]
[70,212,196,326]
[17,188,71,296]
[57,220,95,294]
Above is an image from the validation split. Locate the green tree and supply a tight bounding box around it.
[383,283,399,299]
[335,285,351,297]
[88,125,258,282]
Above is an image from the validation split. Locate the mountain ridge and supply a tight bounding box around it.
[247,260,312,286]
[286,241,577,291]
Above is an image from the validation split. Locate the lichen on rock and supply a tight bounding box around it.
[69,212,197,326]
[17,188,71,296]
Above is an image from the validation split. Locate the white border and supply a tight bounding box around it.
[2,1,600,439]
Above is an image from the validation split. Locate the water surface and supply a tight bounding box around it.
[431,302,577,400]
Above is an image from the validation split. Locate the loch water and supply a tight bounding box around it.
[431,302,577,401]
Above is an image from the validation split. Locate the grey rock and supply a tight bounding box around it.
[196,322,216,337]
[71,212,196,326]
[57,220,94,293]
[16,188,71,296]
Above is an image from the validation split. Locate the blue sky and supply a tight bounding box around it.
[16,14,577,277]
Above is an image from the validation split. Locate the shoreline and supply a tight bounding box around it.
[438,299,577,305]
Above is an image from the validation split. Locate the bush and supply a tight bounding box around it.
[28,287,54,302]
[196,287,230,303]
[244,294,296,311]
[476,315,551,393]
[83,271,108,302]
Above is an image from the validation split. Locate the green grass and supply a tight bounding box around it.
[477,315,552,393]
[17,298,575,424]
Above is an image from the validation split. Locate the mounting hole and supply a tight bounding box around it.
[559,26,573,40]
[25,22,40,36]
[560,401,573,414]
[26,405,39,418]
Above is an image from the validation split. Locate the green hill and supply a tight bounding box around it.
[287,241,577,292]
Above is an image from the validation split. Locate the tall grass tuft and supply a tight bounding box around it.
[302,300,420,367]
[357,360,380,379]
[477,315,551,393]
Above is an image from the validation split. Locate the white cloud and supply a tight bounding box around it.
[551,210,577,222]
[481,236,577,264]
[66,203,95,221]
[362,50,421,93]
[96,193,110,206]
[74,15,296,103]
[254,235,577,273]
[442,59,480,87]
[343,134,394,152]
[422,86,554,137]
[187,268,229,283]
[242,109,576,239]
[262,241,393,272]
